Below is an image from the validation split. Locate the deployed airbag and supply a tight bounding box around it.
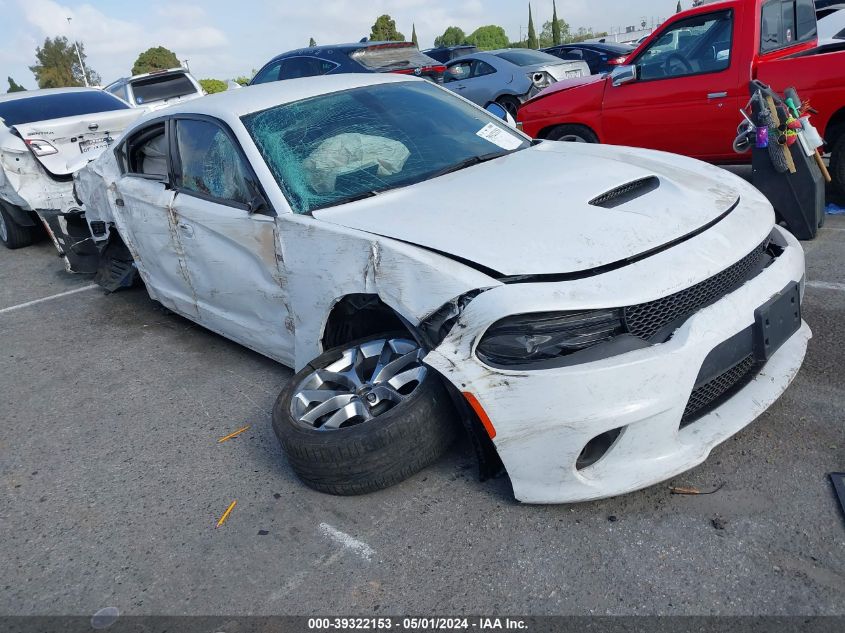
[302,133,410,194]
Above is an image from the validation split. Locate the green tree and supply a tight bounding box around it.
[370,14,405,41]
[540,18,570,47]
[466,25,509,50]
[309,37,317,47]
[552,0,562,45]
[132,46,180,76]
[29,36,99,88]
[527,4,538,49]
[434,26,467,47]
[7,77,26,92]
[411,24,418,47]
[235,68,257,86]
[199,78,227,94]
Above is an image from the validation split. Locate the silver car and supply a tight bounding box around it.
[443,49,590,117]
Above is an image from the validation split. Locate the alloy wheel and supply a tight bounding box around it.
[291,338,428,430]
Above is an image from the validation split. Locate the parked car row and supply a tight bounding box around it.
[516,0,845,196]
[249,42,591,118]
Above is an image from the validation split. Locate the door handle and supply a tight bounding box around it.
[707,91,728,99]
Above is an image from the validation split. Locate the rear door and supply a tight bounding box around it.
[12,91,143,176]
[169,116,294,363]
[112,120,199,318]
[601,9,741,161]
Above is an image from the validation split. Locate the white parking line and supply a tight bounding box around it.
[318,523,376,561]
[806,280,845,293]
[0,284,99,315]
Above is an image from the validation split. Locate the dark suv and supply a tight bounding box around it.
[251,42,445,85]
[541,42,634,75]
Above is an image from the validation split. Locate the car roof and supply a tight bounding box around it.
[267,41,415,62]
[138,73,419,122]
[107,68,191,87]
[424,45,476,52]
[0,87,103,104]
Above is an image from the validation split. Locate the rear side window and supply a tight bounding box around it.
[761,0,817,52]
[557,48,584,60]
[130,74,198,105]
[175,119,251,205]
[0,91,128,127]
[279,57,337,80]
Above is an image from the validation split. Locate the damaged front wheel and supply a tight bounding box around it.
[273,335,458,495]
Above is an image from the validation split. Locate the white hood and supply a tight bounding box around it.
[313,142,763,277]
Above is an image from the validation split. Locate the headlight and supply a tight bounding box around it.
[476,310,625,366]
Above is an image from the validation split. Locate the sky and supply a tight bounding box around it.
[0,0,677,89]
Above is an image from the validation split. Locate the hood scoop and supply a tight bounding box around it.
[589,176,660,208]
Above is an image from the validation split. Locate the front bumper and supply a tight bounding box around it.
[426,225,810,503]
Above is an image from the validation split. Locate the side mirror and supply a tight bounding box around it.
[610,64,638,87]
[226,80,243,90]
[485,102,517,128]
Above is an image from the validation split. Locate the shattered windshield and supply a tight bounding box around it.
[241,81,529,214]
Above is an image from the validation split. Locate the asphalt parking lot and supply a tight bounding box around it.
[2,209,844,617]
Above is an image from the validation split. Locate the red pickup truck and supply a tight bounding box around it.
[517,0,845,195]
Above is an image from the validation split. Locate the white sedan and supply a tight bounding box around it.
[0,88,142,269]
[75,74,810,503]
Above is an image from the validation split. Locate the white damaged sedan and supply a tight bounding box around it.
[0,88,142,268]
[75,74,810,503]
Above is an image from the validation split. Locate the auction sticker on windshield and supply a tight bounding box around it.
[476,123,522,151]
[79,137,110,154]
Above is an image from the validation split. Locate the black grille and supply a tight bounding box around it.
[624,240,768,341]
[681,355,757,427]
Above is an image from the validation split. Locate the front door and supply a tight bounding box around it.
[113,121,199,318]
[602,8,741,161]
[169,117,294,364]
[444,59,499,106]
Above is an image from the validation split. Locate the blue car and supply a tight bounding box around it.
[250,42,446,85]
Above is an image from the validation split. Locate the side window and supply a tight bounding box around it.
[175,119,252,206]
[252,61,283,85]
[120,123,168,179]
[761,0,817,52]
[471,60,496,78]
[637,10,733,80]
[279,57,332,80]
[795,0,817,40]
[558,48,584,60]
[446,61,472,81]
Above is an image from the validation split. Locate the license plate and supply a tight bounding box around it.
[752,282,801,362]
[566,70,582,78]
[79,137,109,154]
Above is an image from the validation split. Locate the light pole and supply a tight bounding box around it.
[66,17,89,87]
